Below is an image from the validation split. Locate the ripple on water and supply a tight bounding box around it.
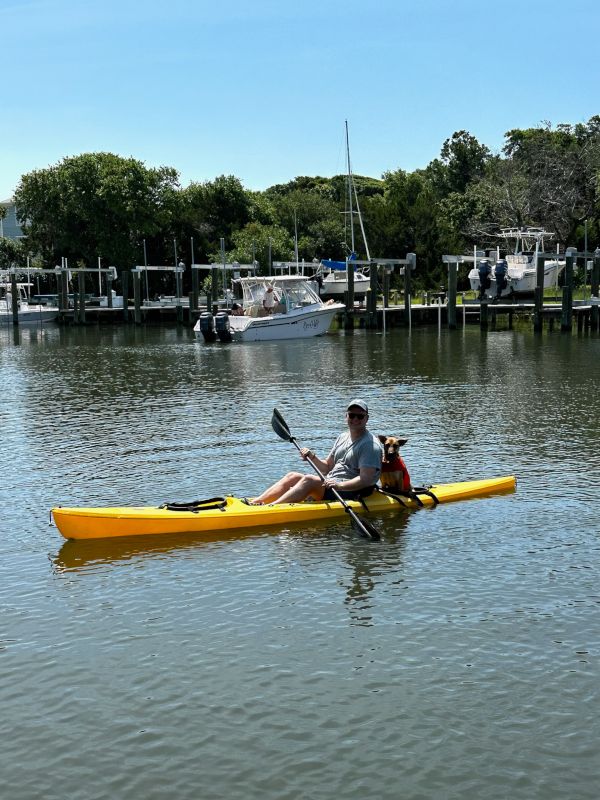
[1,326,600,799]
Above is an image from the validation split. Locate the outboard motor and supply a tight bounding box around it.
[199,312,217,343]
[215,311,233,343]
[494,259,508,301]
[477,259,492,300]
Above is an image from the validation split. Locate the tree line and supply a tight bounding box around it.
[6,117,600,291]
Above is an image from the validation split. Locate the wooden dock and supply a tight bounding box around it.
[53,298,599,334]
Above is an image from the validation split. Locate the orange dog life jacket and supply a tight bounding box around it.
[382,456,411,492]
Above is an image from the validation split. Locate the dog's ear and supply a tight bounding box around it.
[397,437,408,447]
[377,434,388,444]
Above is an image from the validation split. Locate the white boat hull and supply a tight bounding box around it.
[468,260,565,298]
[321,272,369,297]
[0,306,59,324]
[194,303,344,343]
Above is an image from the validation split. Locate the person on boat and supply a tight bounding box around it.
[251,399,383,505]
[262,285,277,314]
[231,302,245,315]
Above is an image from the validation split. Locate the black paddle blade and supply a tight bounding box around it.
[350,513,381,542]
[272,407,293,442]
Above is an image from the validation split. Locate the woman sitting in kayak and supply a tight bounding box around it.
[251,399,383,505]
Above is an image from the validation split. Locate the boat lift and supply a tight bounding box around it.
[191,262,258,310]
[341,255,417,332]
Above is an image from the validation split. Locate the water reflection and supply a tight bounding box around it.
[340,513,410,627]
[52,515,382,573]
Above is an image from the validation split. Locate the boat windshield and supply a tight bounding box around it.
[238,279,321,309]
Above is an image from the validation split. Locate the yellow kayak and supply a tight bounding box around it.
[52,475,516,540]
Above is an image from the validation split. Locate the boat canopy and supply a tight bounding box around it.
[321,252,357,271]
[233,275,322,307]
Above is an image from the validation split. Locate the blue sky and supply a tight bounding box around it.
[1,0,598,200]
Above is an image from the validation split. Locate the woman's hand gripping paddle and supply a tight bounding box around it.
[271,408,381,542]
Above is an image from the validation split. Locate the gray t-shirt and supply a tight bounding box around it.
[326,431,383,484]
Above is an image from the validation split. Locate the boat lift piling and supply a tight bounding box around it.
[442,255,462,330]
[10,272,18,324]
[345,254,415,331]
[442,244,597,334]
[561,249,577,332]
[345,259,355,330]
[592,250,600,331]
[447,260,458,329]
[533,254,545,332]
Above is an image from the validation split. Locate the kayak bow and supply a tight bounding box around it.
[52,475,516,540]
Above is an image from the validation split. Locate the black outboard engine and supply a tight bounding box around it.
[215,311,233,343]
[477,259,492,300]
[494,259,508,301]
[199,312,217,343]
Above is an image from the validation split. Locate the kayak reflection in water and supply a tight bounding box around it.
[250,399,383,505]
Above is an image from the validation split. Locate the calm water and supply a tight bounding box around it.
[1,322,599,800]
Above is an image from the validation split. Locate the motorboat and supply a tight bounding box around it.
[194,275,344,343]
[468,228,565,299]
[0,282,59,324]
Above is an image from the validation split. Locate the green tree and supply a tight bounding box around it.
[14,153,180,270]
[226,222,294,269]
[502,120,600,242]
[0,236,24,270]
[427,131,491,197]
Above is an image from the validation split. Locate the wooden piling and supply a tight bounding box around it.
[447,261,457,329]
[191,267,199,312]
[382,268,390,311]
[591,254,600,331]
[106,274,113,308]
[561,253,574,332]
[480,299,489,331]
[78,270,86,324]
[121,270,129,322]
[367,264,378,328]
[343,291,354,330]
[347,261,355,312]
[10,273,19,326]
[533,255,545,332]
[133,271,142,324]
[56,272,64,313]
[405,254,415,328]
[72,284,79,321]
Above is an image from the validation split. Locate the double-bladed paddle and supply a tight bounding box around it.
[271,407,381,542]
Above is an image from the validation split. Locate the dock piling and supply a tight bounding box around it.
[10,273,18,325]
[447,261,457,329]
[533,255,545,332]
[121,270,129,322]
[405,253,415,328]
[592,250,600,331]
[561,250,576,332]
[77,270,86,324]
[133,271,142,324]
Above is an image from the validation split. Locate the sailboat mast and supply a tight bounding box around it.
[345,121,371,261]
[294,209,299,271]
[345,120,355,253]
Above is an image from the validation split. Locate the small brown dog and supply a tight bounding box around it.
[378,435,411,493]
